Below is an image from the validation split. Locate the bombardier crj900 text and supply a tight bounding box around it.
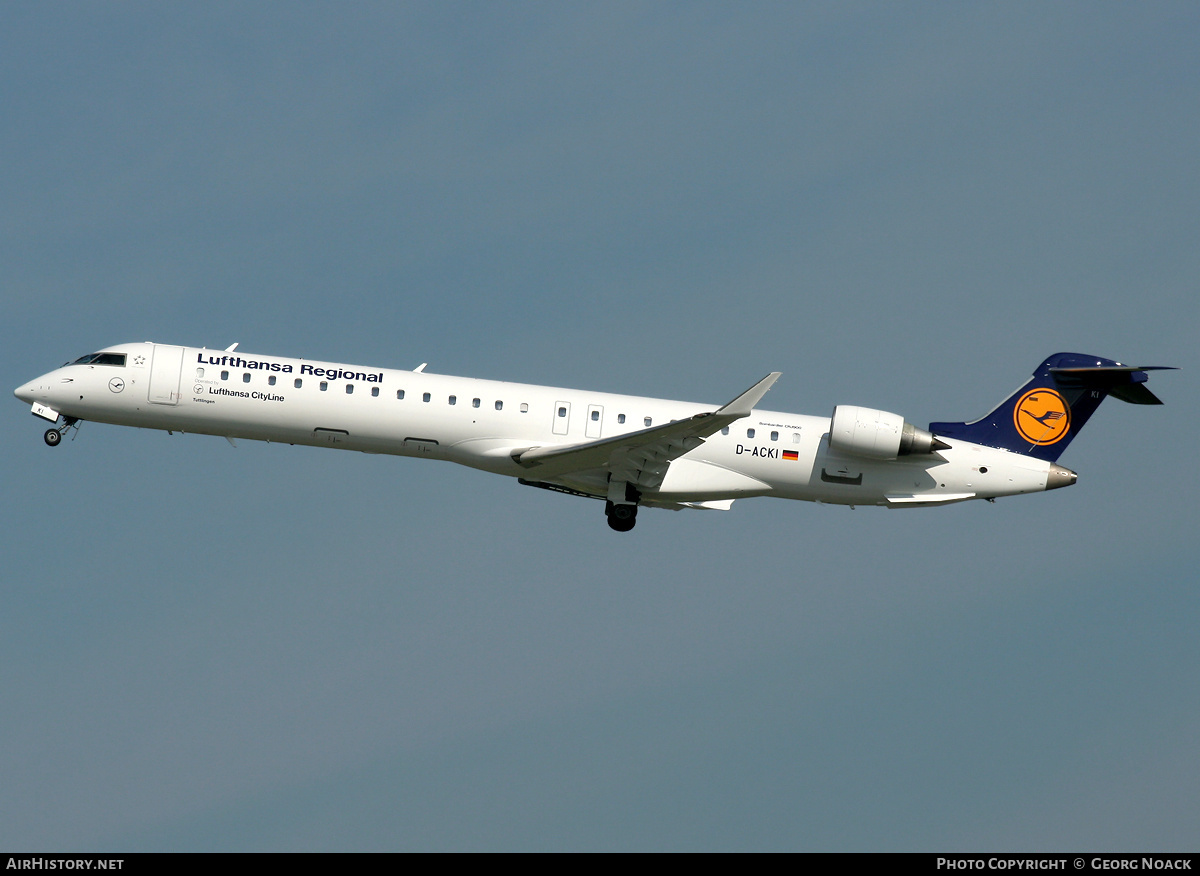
[15,344,1174,531]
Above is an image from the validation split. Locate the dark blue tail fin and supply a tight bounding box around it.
[929,353,1175,462]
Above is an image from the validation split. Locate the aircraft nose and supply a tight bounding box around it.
[14,382,35,404]
[1045,464,1078,491]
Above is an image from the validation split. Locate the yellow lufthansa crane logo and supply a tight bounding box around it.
[1013,388,1071,445]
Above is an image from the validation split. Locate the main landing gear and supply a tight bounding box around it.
[605,480,641,532]
[43,417,80,447]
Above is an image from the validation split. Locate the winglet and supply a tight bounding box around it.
[716,372,781,418]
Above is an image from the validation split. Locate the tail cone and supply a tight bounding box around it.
[1045,464,1078,491]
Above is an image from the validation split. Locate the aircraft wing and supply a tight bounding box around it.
[515,372,780,490]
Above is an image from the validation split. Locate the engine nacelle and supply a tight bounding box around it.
[829,405,945,459]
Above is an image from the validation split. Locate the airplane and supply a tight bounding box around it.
[14,343,1174,531]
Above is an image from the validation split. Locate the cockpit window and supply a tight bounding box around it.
[69,352,127,367]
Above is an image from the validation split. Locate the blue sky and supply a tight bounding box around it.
[2,2,1196,851]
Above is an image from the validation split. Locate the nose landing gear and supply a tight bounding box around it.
[42,416,80,447]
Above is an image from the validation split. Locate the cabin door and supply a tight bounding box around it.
[585,404,604,439]
[148,345,184,405]
[553,401,571,436]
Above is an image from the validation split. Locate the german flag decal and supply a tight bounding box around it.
[782,450,799,461]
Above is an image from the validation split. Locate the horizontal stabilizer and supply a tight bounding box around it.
[1049,364,1176,405]
[1109,383,1163,405]
[1050,365,1176,373]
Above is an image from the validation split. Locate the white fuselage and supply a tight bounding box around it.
[14,342,1061,511]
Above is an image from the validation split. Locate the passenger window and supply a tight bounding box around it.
[591,410,600,421]
[771,431,779,441]
[449,395,456,405]
[558,407,567,418]
[242,373,251,383]
[268,375,276,386]
[422,392,431,402]
[618,414,625,424]
[747,428,755,439]
[371,387,379,397]
[221,371,229,381]
[472,398,481,408]
[644,417,652,427]
[195,368,204,378]
[295,378,303,389]
[721,427,729,435]
[520,403,528,413]
[793,432,801,444]
[397,389,405,399]
[495,401,503,411]
[320,381,328,391]
[346,384,354,395]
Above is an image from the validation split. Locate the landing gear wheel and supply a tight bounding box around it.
[44,428,62,447]
[605,500,638,532]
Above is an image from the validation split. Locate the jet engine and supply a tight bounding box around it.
[828,405,947,459]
